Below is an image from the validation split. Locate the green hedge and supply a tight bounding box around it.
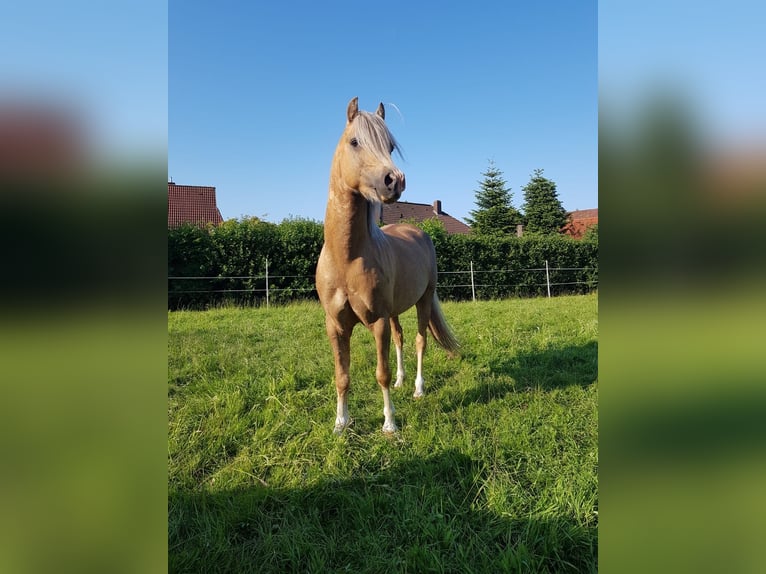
[429,229,598,300]
[168,218,597,309]
[168,218,324,309]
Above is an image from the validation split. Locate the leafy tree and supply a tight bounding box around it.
[415,217,448,243]
[466,161,523,236]
[521,169,568,235]
[582,223,598,243]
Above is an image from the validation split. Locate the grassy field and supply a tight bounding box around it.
[168,294,598,573]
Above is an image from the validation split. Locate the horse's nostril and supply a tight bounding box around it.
[384,173,393,187]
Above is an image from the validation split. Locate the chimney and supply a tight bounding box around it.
[433,200,442,215]
[516,224,524,237]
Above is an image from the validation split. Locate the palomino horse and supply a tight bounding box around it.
[316,97,459,434]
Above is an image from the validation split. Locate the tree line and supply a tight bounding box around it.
[168,163,596,308]
[466,162,579,237]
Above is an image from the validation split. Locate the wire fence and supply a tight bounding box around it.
[168,259,597,308]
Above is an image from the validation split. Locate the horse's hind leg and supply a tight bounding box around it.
[390,316,405,388]
[414,295,432,398]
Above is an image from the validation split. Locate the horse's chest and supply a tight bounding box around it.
[345,265,390,319]
[346,261,386,292]
[318,250,393,323]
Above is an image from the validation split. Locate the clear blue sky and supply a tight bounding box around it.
[169,1,597,224]
[599,1,766,146]
[2,1,167,160]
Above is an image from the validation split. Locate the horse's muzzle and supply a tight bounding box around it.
[382,170,405,202]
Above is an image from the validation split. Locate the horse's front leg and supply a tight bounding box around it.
[326,315,352,434]
[372,318,397,434]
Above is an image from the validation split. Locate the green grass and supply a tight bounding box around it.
[168,294,598,573]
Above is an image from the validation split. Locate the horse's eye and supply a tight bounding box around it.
[350,138,359,147]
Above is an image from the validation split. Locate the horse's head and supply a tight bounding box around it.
[333,97,405,204]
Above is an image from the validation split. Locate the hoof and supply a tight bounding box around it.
[414,376,425,398]
[382,421,398,434]
[333,418,353,435]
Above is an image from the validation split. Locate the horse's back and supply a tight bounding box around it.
[382,223,436,266]
[381,222,434,250]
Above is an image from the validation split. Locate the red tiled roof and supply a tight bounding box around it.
[168,183,224,227]
[381,200,471,235]
[561,208,598,239]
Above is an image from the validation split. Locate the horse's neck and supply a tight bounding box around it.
[324,183,382,262]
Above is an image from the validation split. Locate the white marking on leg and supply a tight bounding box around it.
[334,394,349,434]
[414,375,425,398]
[381,386,398,433]
[413,342,425,398]
[394,344,405,388]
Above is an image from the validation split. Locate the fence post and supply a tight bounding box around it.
[470,260,476,302]
[265,258,270,308]
[545,260,551,298]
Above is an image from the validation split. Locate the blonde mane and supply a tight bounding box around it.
[351,111,403,162]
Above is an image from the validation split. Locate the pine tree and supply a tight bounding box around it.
[466,161,523,236]
[521,169,568,235]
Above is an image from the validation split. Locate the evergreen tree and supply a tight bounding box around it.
[465,161,523,236]
[521,169,568,234]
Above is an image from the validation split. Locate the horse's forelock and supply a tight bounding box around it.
[352,111,402,160]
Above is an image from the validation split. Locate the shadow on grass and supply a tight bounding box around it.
[492,340,598,391]
[169,450,596,573]
[441,341,597,412]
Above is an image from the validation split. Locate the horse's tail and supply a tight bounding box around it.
[428,293,460,356]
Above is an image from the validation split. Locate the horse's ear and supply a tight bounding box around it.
[347,97,359,123]
[376,102,385,119]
